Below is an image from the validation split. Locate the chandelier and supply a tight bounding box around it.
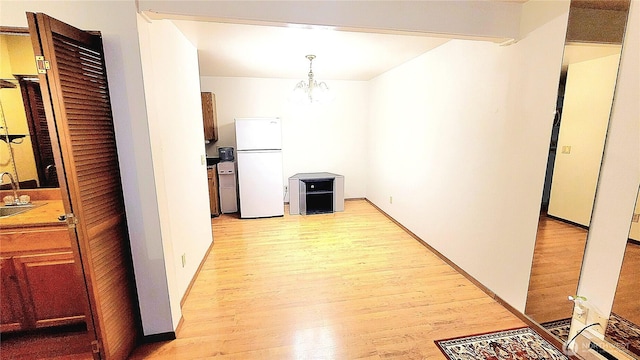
[291,55,331,104]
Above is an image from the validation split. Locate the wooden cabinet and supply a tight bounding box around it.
[201,92,219,142]
[13,252,86,329]
[1,257,26,332]
[208,166,221,216]
[0,226,86,332]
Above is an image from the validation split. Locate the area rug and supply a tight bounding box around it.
[605,312,640,357]
[435,327,568,359]
[541,318,571,343]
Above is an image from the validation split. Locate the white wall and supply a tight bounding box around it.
[0,1,173,335]
[137,18,214,332]
[576,0,639,329]
[365,9,569,311]
[548,53,621,226]
[200,76,368,200]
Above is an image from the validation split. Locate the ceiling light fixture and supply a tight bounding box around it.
[291,55,332,104]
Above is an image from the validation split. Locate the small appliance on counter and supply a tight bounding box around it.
[218,147,234,162]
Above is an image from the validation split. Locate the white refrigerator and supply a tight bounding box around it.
[235,117,284,218]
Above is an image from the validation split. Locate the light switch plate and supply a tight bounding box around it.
[201,154,206,165]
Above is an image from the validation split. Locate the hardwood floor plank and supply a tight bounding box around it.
[611,242,640,325]
[130,200,526,359]
[525,214,588,324]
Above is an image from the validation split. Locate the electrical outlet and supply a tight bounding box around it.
[201,154,206,165]
[575,303,588,323]
[591,311,608,335]
[181,253,186,268]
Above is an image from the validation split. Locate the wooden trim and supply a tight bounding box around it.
[285,197,365,205]
[546,213,590,230]
[365,198,580,359]
[174,316,185,337]
[180,240,215,308]
[628,238,640,246]
[0,26,29,34]
[0,188,62,200]
[142,331,176,344]
[365,199,496,298]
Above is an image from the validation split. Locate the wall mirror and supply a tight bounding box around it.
[605,187,640,357]
[524,0,631,335]
[0,32,58,189]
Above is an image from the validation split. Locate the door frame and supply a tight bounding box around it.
[0,25,100,358]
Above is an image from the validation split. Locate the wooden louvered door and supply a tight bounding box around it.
[27,13,138,360]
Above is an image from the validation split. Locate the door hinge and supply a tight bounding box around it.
[66,213,79,229]
[91,340,101,359]
[35,55,50,74]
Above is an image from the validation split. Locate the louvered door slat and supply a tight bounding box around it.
[62,89,109,101]
[63,93,108,104]
[66,122,114,130]
[55,48,103,69]
[57,55,104,74]
[28,13,138,360]
[64,91,110,102]
[57,73,108,88]
[56,66,107,85]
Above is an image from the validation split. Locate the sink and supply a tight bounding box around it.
[0,203,44,218]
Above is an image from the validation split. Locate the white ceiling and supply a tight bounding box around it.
[171,20,451,81]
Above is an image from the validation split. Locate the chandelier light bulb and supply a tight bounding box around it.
[291,54,332,104]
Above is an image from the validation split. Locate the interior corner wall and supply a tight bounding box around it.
[576,0,640,321]
[199,76,368,201]
[365,11,568,311]
[0,1,173,335]
[547,53,621,227]
[137,17,214,331]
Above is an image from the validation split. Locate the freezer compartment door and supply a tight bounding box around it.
[235,118,282,150]
[237,150,284,218]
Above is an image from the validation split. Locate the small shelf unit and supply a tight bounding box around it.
[289,172,344,215]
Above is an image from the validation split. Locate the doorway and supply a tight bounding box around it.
[2,13,141,359]
[0,29,94,359]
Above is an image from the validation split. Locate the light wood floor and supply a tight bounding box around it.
[611,242,640,326]
[130,200,526,359]
[524,214,588,324]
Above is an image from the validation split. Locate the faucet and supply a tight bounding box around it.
[0,172,19,205]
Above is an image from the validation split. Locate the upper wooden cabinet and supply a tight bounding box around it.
[201,92,219,142]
